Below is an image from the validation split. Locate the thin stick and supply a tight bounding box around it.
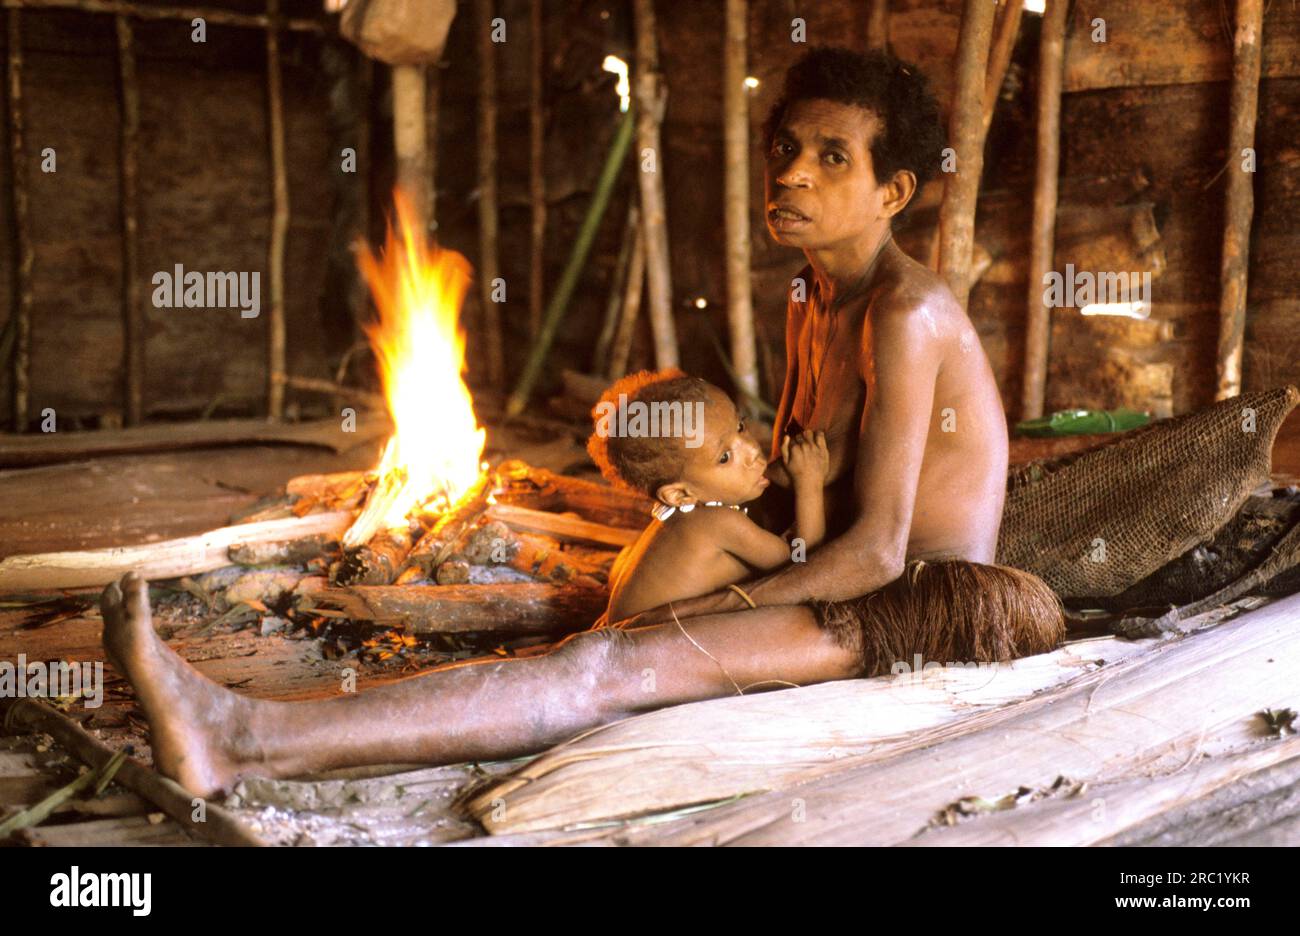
[477,0,504,386]
[528,0,546,340]
[607,219,646,380]
[1215,0,1265,401]
[0,0,324,32]
[6,9,31,430]
[426,60,439,231]
[116,15,143,426]
[593,199,639,372]
[936,0,996,309]
[724,0,758,407]
[1020,0,1069,419]
[632,0,678,369]
[265,0,288,421]
[3,700,265,846]
[866,0,888,50]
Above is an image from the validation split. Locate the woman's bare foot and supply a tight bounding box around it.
[101,572,260,797]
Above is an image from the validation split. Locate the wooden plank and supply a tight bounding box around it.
[18,814,207,846]
[618,591,1300,845]
[1063,0,1300,93]
[0,510,354,591]
[465,632,1158,835]
[0,413,390,467]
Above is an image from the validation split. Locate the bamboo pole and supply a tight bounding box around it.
[1216,0,1265,401]
[506,107,636,416]
[866,0,888,50]
[608,220,646,380]
[5,8,31,431]
[1020,0,1069,420]
[115,15,142,426]
[4,700,265,846]
[265,0,288,421]
[927,0,1022,271]
[476,0,504,386]
[723,0,758,407]
[528,0,545,340]
[632,0,678,369]
[0,0,325,32]
[936,0,996,310]
[593,199,639,372]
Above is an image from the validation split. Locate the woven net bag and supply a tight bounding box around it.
[995,385,1300,599]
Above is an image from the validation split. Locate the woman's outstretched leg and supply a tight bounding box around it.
[101,572,860,797]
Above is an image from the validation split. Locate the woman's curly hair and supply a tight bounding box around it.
[761,46,947,219]
[586,369,713,498]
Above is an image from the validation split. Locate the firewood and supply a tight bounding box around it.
[497,461,653,529]
[434,556,470,585]
[0,511,354,592]
[486,503,638,549]
[332,528,412,586]
[228,533,338,567]
[399,475,493,579]
[299,583,606,636]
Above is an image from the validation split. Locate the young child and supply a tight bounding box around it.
[587,369,829,624]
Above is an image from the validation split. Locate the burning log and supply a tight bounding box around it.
[228,533,338,568]
[485,503,639,549]
[397,475,493,583]
[496,461,654,529]
[300,583,606,636]
[460,520,608,585]
[331,528,412,586]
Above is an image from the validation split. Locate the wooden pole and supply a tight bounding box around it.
[1216,0,1265,401]
[723,0,758,408]
[265,0,288,421]
[0,0,325,32]
[632,0,678,369]
[528,0,545,341]
[936,0,996,310]
[927,0,1021,271]
[608,219,646,380]
[115,15,142,426]
[1020,0,1069,420]
[391,65,429,223]
[5,8,31,431]
[426,61,439,231]
[866,0,888,50]
[476,0,504,387]
[593,199,638,372]
[506,107,636,415]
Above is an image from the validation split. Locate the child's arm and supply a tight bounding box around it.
[712,508,796,572]
[782,430,830,549]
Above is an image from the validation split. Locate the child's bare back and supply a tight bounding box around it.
[587,370,829,624]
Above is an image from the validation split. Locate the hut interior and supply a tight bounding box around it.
[1,0,1300,853]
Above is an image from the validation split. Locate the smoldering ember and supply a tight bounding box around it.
[0,0,1297,873]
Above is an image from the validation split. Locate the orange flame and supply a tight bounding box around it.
[353,191,486,534]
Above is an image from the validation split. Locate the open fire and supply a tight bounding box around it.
[342,191,487,549]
